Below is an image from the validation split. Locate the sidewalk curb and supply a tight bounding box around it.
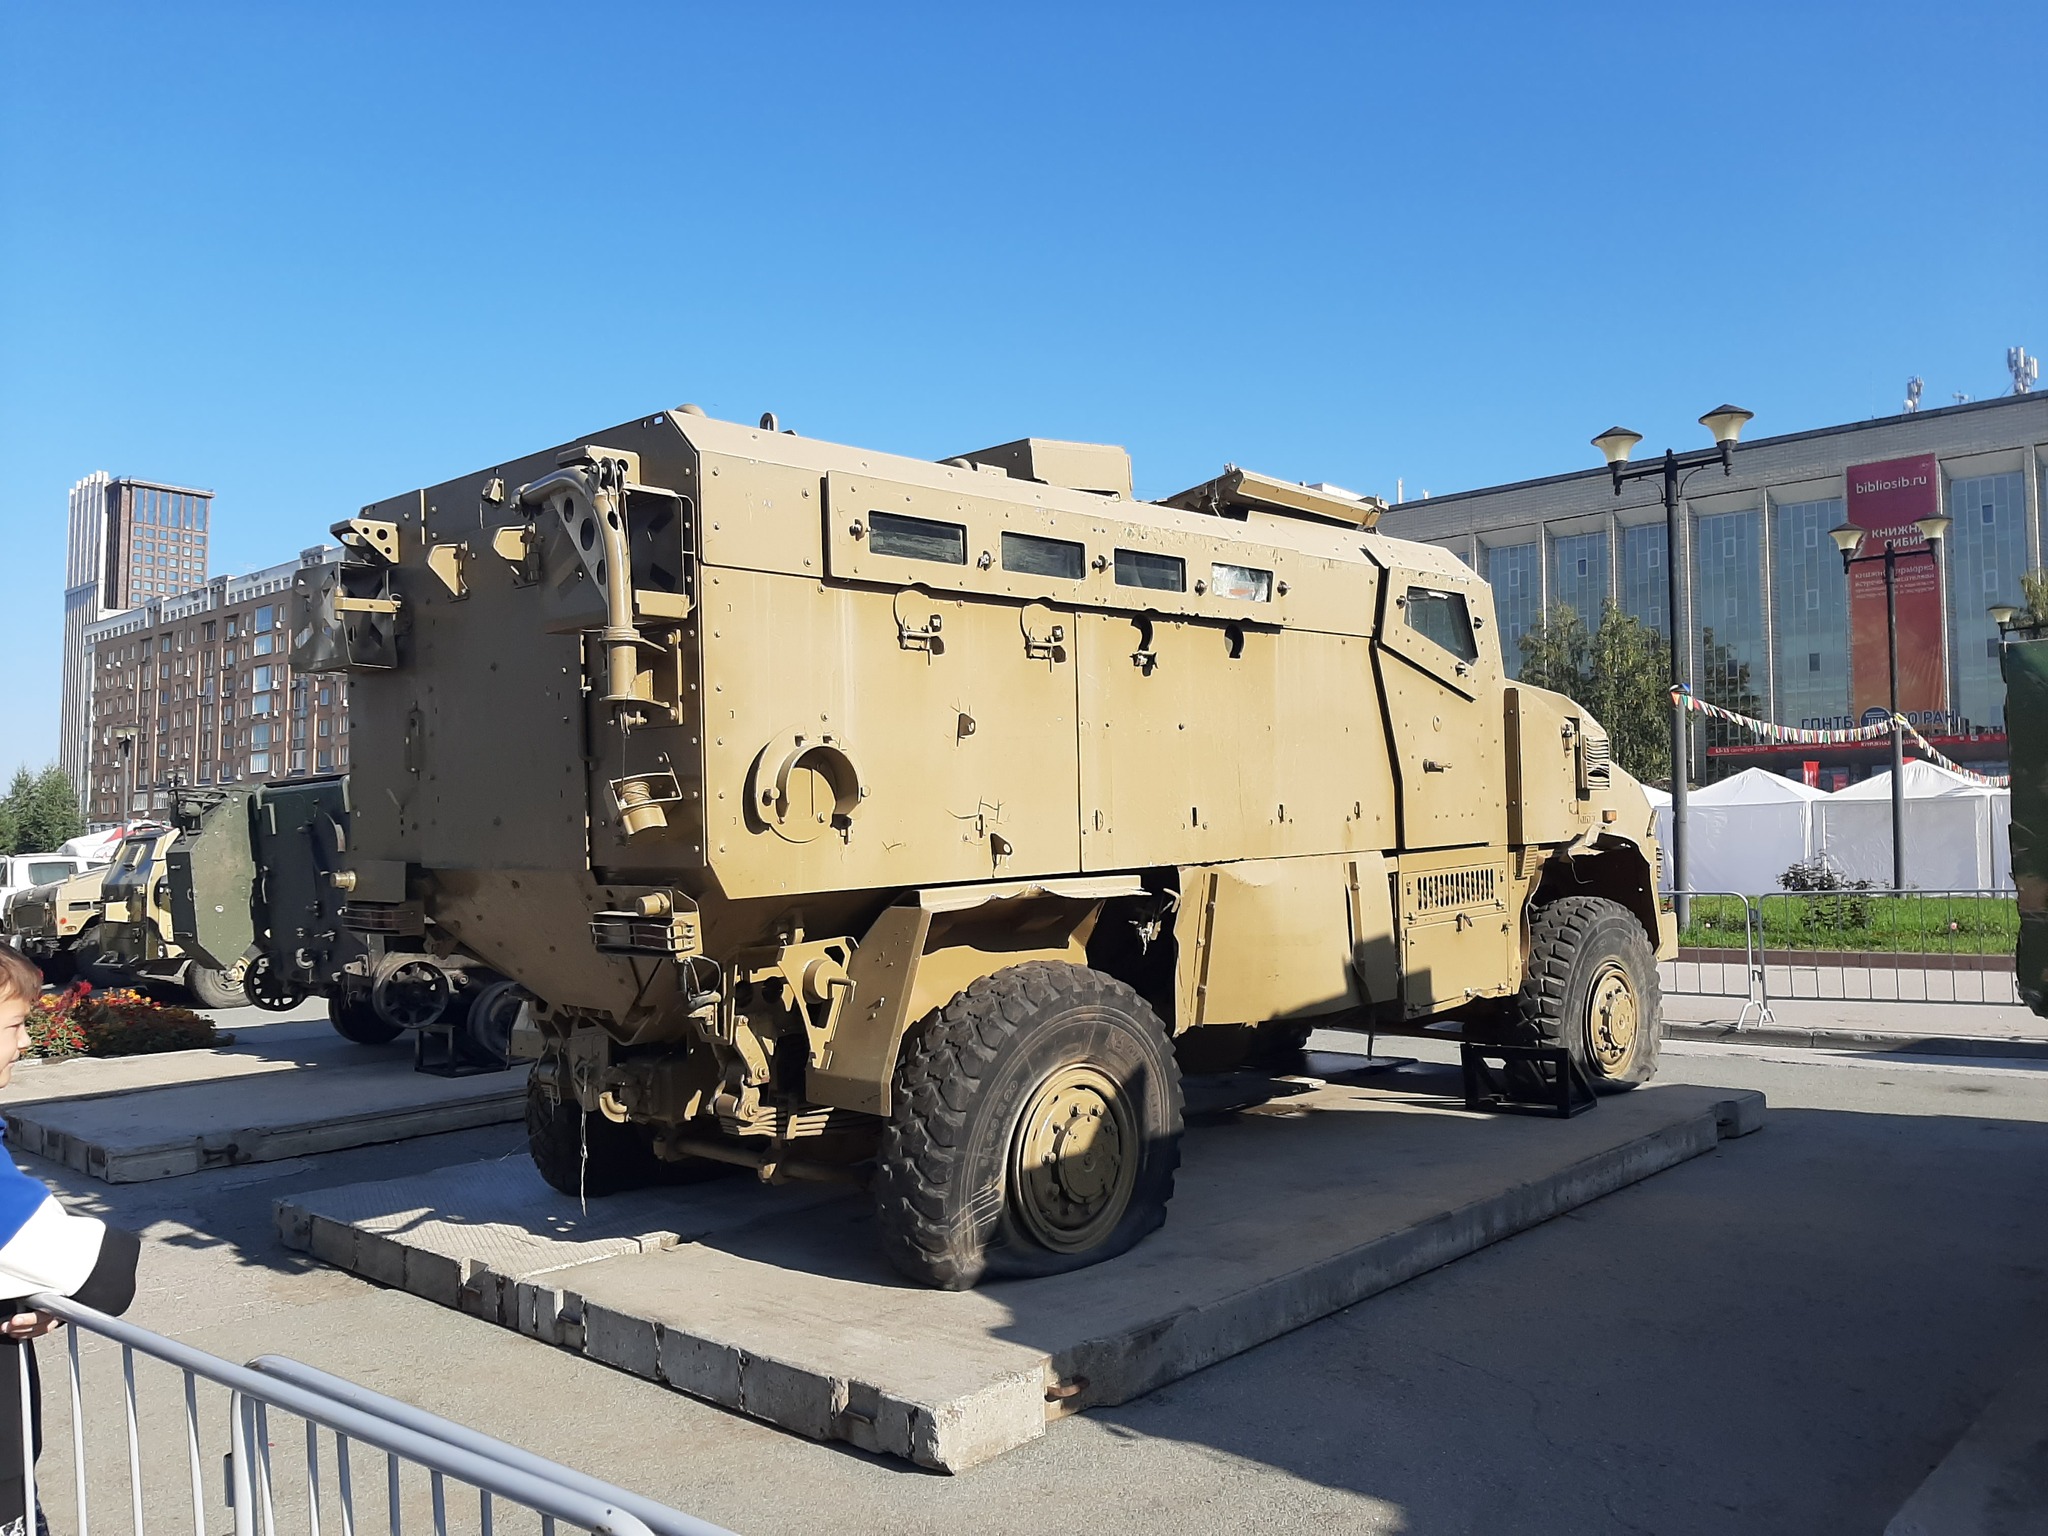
[1668,1020,2048,1061]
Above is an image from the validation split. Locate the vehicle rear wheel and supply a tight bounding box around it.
[328,991,404,1045]
[185,962,250,1011]
[875,961,1183,1290]
[1483,896,1662,1093]
[525,1076,667,1198]
[459,979,524,1069]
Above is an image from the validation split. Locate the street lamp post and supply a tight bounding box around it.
[1828,515,1950,891]
[1591,405,1755,924]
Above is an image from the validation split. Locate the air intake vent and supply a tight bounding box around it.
[1584,734,1613,789]
[1413,866,1499,912]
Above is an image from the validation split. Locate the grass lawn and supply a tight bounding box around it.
[1677,892,2018,956]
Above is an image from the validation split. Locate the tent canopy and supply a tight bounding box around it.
[1691,767,1828,805]
[1832,759,1985,800]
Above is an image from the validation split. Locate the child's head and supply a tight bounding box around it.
[0,947,42,1086]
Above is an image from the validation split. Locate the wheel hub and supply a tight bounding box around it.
[1009,1064,1139,1254]
[1586,959,1639,1070]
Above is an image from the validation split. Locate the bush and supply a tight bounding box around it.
[1777,858,1876,931]
[27,984,220,1060]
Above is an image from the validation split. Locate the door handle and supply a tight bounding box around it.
[1423,758,1451,773]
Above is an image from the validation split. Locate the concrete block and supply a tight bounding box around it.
[3,1050,524,1185]
[306,1213,357,1270]
[404,1247,464,1308]
[353,1230,406,1289]
[582,1301,659,1380]
[1713,1090,1767,1139]
[457,1267,508,1326]
[657,1328,742,1405]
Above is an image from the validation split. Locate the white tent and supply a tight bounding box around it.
[1680,768,1827,895]
[1815,760,2009,891]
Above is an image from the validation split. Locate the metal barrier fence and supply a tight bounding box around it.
[19,1293,736,1536]
[1659,888,2025,1018]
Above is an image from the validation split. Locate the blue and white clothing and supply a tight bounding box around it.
[0,1128,138,1536]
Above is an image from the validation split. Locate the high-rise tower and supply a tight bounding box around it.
[58,474,212,802]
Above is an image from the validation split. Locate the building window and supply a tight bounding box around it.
[1619,523,1668,637]
[1484,541,1541,676]
[1772,496,1848,729]
[248,754,269,775]
[1547,529,1609,627]
[1693,506,1764,765]
[1946,470,2028,730]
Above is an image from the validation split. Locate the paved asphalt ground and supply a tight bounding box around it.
[21,1011,2048,1535]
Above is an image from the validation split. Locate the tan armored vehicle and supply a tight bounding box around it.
[99,828,248,1008]
[296,408,1673,1288]
[6,866,112,985]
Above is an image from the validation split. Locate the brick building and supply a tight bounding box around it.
[81,548,349,824]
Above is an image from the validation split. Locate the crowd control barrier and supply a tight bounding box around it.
[18,1292,737,1536]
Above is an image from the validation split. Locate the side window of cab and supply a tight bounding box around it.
[1377,575,1498,697]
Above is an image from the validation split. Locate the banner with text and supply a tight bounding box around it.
[1845,453,1949,729]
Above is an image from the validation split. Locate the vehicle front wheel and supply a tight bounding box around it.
[185,962,250,1011]
[1491,896,1663,1093]
[874,961,1183,1290]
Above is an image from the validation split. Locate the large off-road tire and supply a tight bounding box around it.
[1171,1019,1316,1075]
[875,962,1184,1290]
[185,962,250,1011]
[327,990,405,1045]
[525,1076,668,1198]
[1487,896,1662,1093]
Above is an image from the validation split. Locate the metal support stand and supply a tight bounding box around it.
[1459,1043,1597,1119]
[413,1022,510,1078]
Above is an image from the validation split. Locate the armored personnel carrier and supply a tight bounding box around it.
[98,827,249,1008]
[295,408,1672,1288]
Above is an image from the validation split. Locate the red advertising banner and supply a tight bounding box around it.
[1845,454,1948,729]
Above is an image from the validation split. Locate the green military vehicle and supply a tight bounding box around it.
[294,407,1672,1288]
[2001,623,2048,1014]
[168,778,523,1063]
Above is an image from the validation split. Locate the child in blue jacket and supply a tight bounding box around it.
[0,948,139,1536]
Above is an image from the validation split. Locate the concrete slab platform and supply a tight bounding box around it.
[1888,1338,2048,1534]
[277,1057,1765,1472]
[6,1022,523,1182]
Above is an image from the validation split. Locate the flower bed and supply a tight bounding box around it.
[27,984,220,1059]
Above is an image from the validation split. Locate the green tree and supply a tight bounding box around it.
[6,766,83,853]
[0,768,32,855]
[1517,602,1672,785]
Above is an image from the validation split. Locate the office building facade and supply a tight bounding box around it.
[1381,393,2048,785]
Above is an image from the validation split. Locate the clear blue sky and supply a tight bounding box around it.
[3,1,2042,782]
